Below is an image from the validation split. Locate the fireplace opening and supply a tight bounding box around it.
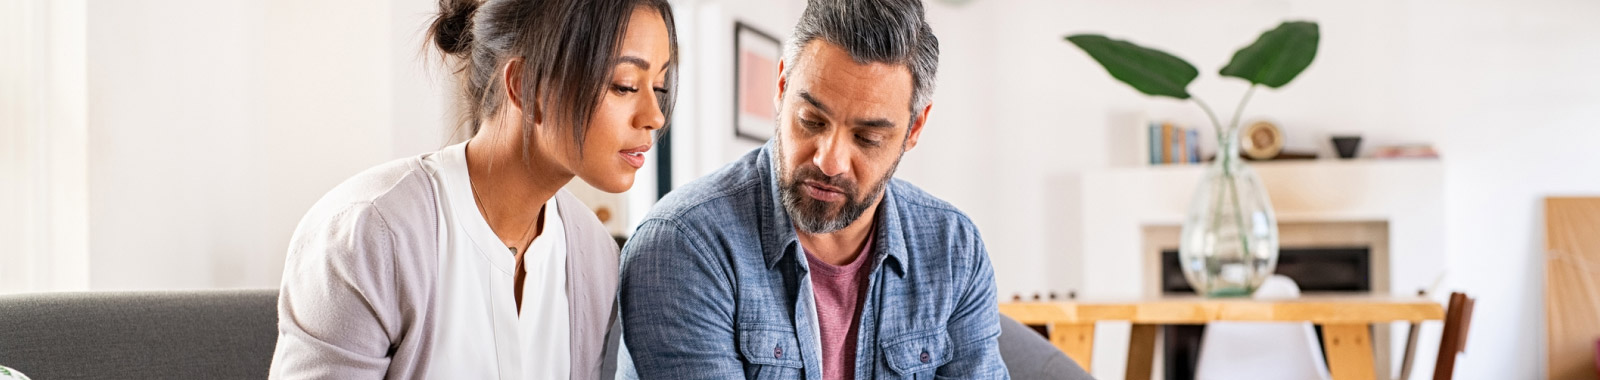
[1158,246,1372,380]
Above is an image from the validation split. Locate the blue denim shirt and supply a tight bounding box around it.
[617,143,1008,379]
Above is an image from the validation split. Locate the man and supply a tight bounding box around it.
[616,0,1007,378]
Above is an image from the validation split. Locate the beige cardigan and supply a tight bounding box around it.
[268,153,620,379]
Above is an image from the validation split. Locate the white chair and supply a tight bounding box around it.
[1193,321,1333,380]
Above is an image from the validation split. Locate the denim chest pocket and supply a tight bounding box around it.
[739,325,803,380]
[883,329,952,378]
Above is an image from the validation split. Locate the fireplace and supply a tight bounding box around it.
[1158,246,1373,380]
[1078,160,1445,380]
[1140,221,1392,379]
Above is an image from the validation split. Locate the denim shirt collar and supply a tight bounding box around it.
[757,142,907,277]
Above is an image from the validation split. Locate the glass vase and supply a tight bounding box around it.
[1178,128,1280,297]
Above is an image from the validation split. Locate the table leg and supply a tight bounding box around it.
[1126,324,1158,380]
[1398,321,1422,380]
[1322,323,1376,380]
[1049,322,1095,372]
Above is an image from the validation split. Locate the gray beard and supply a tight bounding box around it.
[775,142,901,235]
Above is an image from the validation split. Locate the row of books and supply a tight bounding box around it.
[1149,122,1201,164]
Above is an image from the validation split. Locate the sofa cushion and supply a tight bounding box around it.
[0,289,277,379]
[999,314,1096,380]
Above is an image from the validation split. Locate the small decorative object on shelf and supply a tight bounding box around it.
[1331,135,1363,159]
[1371,144,1439,159]
[1241,120,1284,160]
[1069,20,1319,297]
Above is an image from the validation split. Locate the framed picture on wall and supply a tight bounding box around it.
[733,21,781,143]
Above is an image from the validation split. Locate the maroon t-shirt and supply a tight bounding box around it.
[802,234,875,380]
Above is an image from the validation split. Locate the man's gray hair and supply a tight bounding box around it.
[781,0,940,123]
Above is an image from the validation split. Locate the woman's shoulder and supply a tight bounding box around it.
[315,156,438,213]
[289,155,442,257]
[276,156,443,366]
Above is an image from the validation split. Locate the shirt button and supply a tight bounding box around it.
[920,350,931,363]
[774,346,783,358]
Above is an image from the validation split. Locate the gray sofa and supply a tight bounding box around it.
[0,290,1090,379]
[1000,315,1095,380]
[0,290,277,379]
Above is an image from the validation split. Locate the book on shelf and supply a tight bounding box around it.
[1146,121,1202,165]
[1160,122,1173,164]
[1187,129,1200,163]
[1148,122,1161,165]
[1173,125,1186,165]
[1142,120,1207,165]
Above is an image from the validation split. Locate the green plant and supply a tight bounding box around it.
[1065,21,1319,141]
[1069,22,1317,292]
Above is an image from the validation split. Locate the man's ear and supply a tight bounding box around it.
[502,58,541,125]
[904,103,932,151]
[773,59,788,112]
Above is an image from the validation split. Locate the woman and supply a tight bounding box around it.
[267,0,676,378]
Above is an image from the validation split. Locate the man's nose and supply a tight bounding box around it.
[812,132,849,178]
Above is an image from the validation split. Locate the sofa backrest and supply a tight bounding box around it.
[0,289,278,379]
[998,314,1096,380]
[0,289,1094,379]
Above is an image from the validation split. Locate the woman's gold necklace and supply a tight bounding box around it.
[472,184,543,256]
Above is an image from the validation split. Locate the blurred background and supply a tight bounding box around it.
[4,0,1599,378]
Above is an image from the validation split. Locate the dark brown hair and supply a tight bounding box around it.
[428,0,677,152]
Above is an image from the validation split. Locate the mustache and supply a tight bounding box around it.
[790,164,857,195]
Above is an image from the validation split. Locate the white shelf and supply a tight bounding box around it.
[1114,158,1441,173]
[1089,159,1444,224]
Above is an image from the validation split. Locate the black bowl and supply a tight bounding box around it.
[1332,136,1362,159]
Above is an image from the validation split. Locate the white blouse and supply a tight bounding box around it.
[422,142,570,379]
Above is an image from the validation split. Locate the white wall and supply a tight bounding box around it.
[1416,1,1600,378]
[1,0,90,293]
[82,0,448,290]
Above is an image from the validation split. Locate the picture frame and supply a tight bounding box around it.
[733,21,782,143]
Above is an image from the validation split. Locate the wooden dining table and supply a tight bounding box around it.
[1000,296,1445,380]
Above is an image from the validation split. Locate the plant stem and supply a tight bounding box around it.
[1207,162,1229,265]
[1225,86,1259,265]
[1228,85,1258,133]
[1192,98,1225,137]
[1226,163,1253,263]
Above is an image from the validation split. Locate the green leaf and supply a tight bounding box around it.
[1219,21,1320,88]
[1065,34,1198,99]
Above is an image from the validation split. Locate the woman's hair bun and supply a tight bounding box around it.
[430,0,479,55]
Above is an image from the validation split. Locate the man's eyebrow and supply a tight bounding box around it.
[798,91,831,115]
[856,119,896,128]
[799,90,896,128]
